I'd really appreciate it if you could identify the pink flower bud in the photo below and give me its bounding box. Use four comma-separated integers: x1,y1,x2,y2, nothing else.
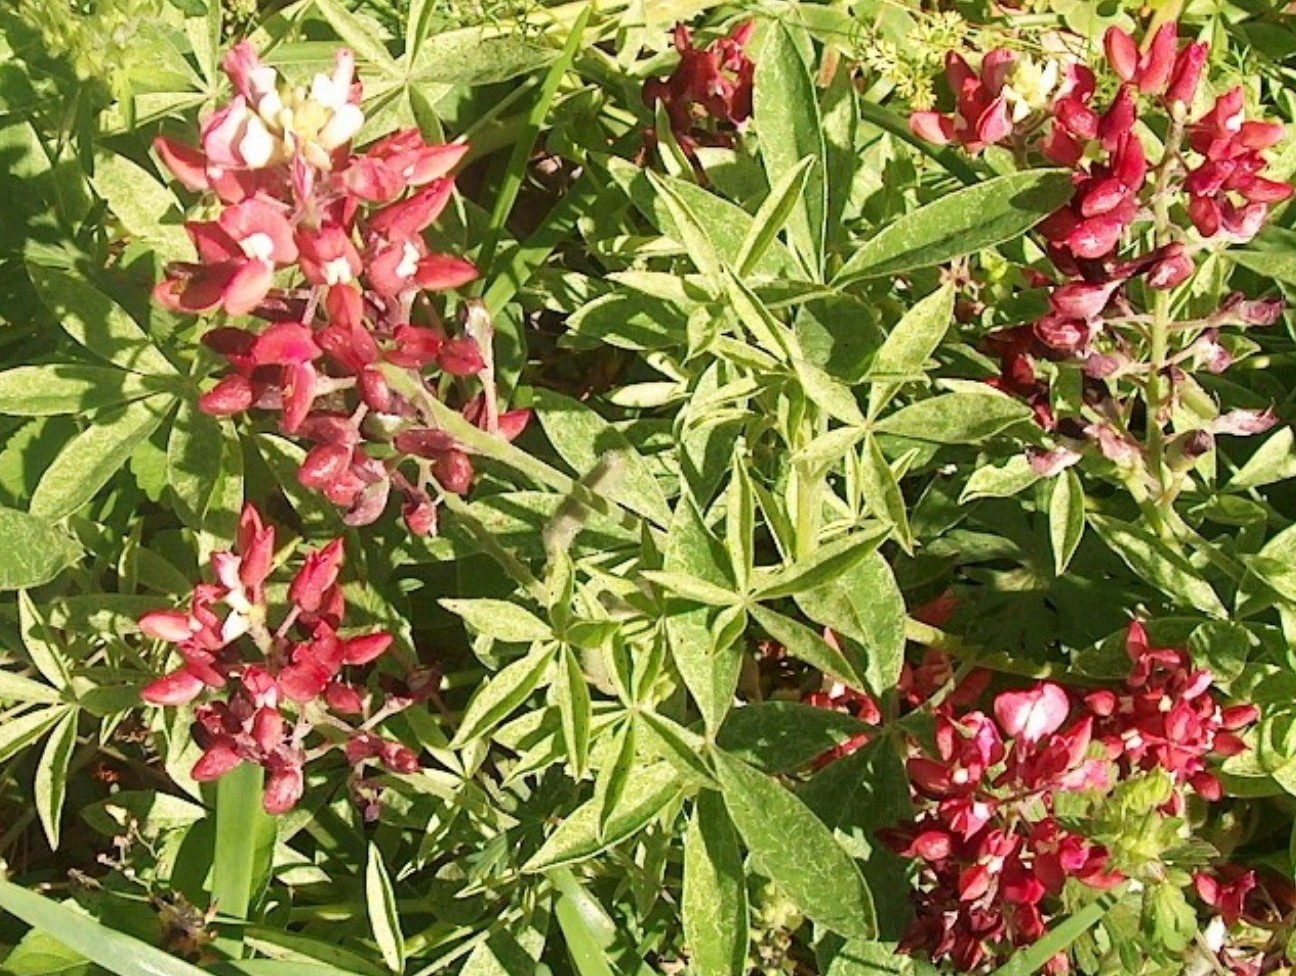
1137,23,1178,94
909,111,956,145
358,367,393,413
1098,85,1137,149
139,609,198,643
141,668,207,706
1055,98,1099,141
343,631,393,665
193,739,243,780
289,538,345,614
153,136,210,192
402,498,438,536
1146,245,1194,289
1026,447,1081,477
1213,407,1277,436
280,362,318,434
1078,177,1129,218
1220,292,1284,326
252,707,285,752
394,428,457,458
497,409,532,442
1239,120,1286,150
324,680,364,714
1067,215,1124,259
1166,42,1208,107
1104,27,1139,82
437,337,486,376
299,442,353,490
379,740,421,773
253,323,322,366
1049,281,1118,319
433,450,474,495
1188,194,1221,237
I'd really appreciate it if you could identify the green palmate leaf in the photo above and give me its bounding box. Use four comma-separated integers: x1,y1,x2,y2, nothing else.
523,762,682,872
34,708,77,850
30,396,173,521
607,159,794,279
535,390,671,528
754,525,889,600
736,155,818,279
794,357,868,426
683,792,749,976
92,151,190,260
859,434,913,551
875,390,1033,444
713,750,875,940
716,702,871,773
755,23,827,279
212,762,276,922
794,551,905,696
441,598,553,642
960,454,1042,503
834,169,1074,283
749,604,865,689
0,876,210,976
566,291,691,351
29,266,177,376
365,844,405,974
0,508,81,590
409,31,552,85
637,711,713,784
595,719,637,840
0,365,170,417
1049,468,1085,576
0,706,72,764
1090,515,1226,616
19,590,72,690
556,645,592,777
1227,426,1296,490
866,284,955,415
452,645,555,746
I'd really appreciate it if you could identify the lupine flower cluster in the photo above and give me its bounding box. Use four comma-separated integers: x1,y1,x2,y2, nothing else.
909,23,1289,479
810,622,1258,974
153,42,527,536
642,20,755,162
138,503,430,814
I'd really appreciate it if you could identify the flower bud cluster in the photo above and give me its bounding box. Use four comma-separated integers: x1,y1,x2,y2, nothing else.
909,22,1289,480
138,503,427,813
642,20,755,160
809,622,1259,974
154,42,527,535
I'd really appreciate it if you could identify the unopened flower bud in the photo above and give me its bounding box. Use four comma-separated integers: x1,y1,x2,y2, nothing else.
1166,42,1208,109
1146,245,1195,290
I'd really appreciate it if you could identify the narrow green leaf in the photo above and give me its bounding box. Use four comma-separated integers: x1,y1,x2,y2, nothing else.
793,552,905,696
683,792,749,976
875,391,1032,444
452,645,554,746
312,0,400,76
212,762,276,922
960,454,1042,503
555,894,616,976
365,844,405,974
441,598,552,642
642,570,740,607
1090,515,1226,616
794,357,867,426
867,285,955,414
834,170,1074,283
523,763,682,872
556,646,592,777
595,719,636,840
167,400,227,526
754,526,888,600
0,875,211,976
29,266,177,376
713,750,876,939
726,453,756,593
0,672,62,705
717,702,871,773
736,155,817,279
990,886,1126,976
92,152,189,260
1227,426,1296,490
721,267,796,362
0,365,166,416
1049,468,1085,576
755,23,827,278
858,434,912,551
0,706,69,764
645,169,721,281
0,509,81,590
535,389,671,528
19,590,72,690
749,604,864,689
31,396,171,521
34,709,77,849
